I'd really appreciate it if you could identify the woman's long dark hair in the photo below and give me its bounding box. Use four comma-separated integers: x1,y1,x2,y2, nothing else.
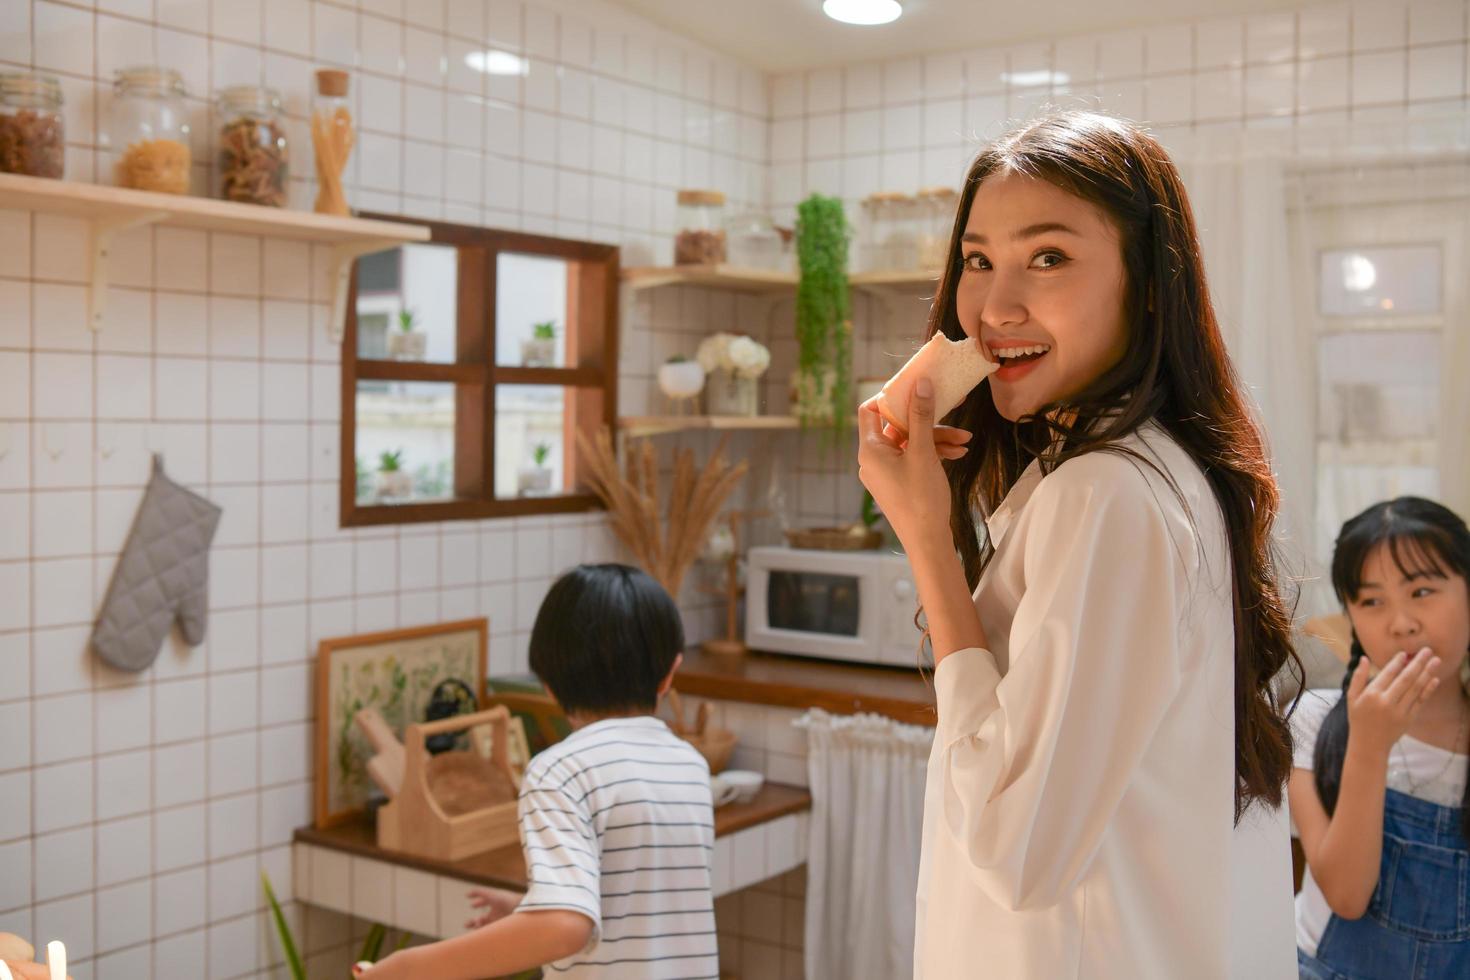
1314,497,1470,836
928,111,1300,820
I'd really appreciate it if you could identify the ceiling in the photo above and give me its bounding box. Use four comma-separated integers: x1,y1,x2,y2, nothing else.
608,0,1313,73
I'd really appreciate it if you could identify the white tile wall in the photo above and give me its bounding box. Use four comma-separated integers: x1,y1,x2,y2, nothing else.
5,0,1466,977
2,0,767,976
761,0,1470,538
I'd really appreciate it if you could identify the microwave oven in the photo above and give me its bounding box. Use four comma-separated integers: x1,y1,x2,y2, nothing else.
744,545,924,667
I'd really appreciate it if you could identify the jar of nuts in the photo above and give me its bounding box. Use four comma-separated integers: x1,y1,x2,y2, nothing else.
0,72,65,178
675,189,727,265
217,85,288,207
106,66,192,194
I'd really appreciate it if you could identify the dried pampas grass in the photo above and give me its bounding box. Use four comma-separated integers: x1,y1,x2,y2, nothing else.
575,428,748,599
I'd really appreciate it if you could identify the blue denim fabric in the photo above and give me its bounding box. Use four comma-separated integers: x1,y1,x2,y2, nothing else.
1305,788,1470,979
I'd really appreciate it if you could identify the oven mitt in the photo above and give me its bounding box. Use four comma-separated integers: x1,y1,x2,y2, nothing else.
90,455,223,672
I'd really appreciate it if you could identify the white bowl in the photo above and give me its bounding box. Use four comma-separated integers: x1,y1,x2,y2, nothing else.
719,769,763,804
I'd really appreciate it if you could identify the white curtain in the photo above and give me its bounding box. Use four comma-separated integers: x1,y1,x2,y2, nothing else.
1178,116,1470,618
796,709,931,980
1183,137,1319,603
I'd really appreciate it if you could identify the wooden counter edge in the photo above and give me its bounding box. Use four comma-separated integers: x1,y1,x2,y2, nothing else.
294,782,812,892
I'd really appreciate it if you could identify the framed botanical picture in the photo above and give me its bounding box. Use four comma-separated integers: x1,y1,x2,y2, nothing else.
314,618,488,828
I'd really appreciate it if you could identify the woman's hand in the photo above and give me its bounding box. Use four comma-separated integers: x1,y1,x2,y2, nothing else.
858,378,967,551
1346,647,1441,758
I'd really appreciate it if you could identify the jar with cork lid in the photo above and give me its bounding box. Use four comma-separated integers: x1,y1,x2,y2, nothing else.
675,189,727,265
0,72,65,178
311,69,354,215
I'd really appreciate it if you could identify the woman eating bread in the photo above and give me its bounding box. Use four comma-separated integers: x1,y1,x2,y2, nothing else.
858,111,1301,979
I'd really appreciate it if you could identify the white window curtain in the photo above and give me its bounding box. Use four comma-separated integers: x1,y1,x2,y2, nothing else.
1178,115,1470,618
796,708,932,980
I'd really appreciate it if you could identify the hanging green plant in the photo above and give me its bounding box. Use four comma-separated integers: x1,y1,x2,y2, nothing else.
794,194,852,442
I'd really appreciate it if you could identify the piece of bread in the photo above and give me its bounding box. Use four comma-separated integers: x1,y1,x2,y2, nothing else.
874,333,997,436
0,936,32,965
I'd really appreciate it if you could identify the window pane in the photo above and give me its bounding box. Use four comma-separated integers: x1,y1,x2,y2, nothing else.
1318,245,1441,317
1314,457,1440,567
355,380,457,505
1315,330,1439,442
496,253,569,368
495,385,567,498
356,243,460,363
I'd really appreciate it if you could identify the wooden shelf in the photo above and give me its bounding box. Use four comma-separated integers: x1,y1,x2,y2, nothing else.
0,172,430,339
677,649,936,726
618,414,803,437
849,268,942,291
621,263,797,292
0,172,427,243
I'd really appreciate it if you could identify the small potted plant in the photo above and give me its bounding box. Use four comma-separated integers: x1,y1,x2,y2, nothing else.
521,320,558,367
387,309,427,361
697,332,770,417
375,449,413,500
657,354,705,415
517,442,553,496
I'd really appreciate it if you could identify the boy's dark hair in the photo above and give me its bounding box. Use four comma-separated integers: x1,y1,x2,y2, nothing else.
529,563,685,716
1315,497,1470,837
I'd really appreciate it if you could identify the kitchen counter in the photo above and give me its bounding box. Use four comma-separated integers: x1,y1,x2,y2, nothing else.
294,781,810,891
292,783,812,938
675,648,937,726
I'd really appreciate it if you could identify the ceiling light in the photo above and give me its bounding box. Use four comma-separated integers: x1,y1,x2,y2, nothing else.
464,50,528,75
823,0,902,27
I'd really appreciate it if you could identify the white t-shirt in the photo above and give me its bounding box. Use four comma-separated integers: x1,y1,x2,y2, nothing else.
516,715,719,979
1290,687,1469,955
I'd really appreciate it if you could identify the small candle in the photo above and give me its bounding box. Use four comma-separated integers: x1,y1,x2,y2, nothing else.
46,942,65,980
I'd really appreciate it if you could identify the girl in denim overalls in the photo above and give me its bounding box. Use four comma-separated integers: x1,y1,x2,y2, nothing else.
1291,497,1470,979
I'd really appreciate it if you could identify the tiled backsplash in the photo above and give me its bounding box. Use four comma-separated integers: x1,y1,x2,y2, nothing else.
0,1,769,977
2,1,1466,978
767,1,1470,226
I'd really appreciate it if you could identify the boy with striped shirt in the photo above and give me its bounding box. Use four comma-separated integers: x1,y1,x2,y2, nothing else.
360,564,719,980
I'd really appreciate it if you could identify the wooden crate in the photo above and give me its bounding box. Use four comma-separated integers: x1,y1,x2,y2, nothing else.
377,707,521,861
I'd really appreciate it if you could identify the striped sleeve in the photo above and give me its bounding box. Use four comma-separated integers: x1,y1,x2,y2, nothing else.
517,767,602,934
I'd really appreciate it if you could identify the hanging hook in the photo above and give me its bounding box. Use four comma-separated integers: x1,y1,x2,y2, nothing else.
42,423,63,461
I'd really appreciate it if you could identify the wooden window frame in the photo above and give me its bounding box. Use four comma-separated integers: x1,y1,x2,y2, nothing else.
341,216,619,527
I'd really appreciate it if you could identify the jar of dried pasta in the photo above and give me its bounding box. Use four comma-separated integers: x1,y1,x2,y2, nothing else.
106,66,191,194
0,72,65,178
217,85,288,207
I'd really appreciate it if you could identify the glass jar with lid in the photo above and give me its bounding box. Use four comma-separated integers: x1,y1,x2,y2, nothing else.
674,189,727,265
725,210,782,270
311,69,354,215
0,72,65,178
106,66,191,194
869,192,913,271
917,186,958,270
217,85,288,206
858,193,886,273
875,192,917,271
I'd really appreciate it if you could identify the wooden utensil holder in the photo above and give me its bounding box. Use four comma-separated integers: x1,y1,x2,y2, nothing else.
377,706,520,861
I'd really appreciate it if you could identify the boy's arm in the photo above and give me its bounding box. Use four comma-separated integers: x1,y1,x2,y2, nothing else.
359,908,593,980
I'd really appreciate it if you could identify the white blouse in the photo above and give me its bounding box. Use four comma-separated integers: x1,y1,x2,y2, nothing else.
914,423,1296,979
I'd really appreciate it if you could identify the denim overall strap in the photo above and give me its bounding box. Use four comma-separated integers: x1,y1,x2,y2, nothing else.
1307,788,1470,980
